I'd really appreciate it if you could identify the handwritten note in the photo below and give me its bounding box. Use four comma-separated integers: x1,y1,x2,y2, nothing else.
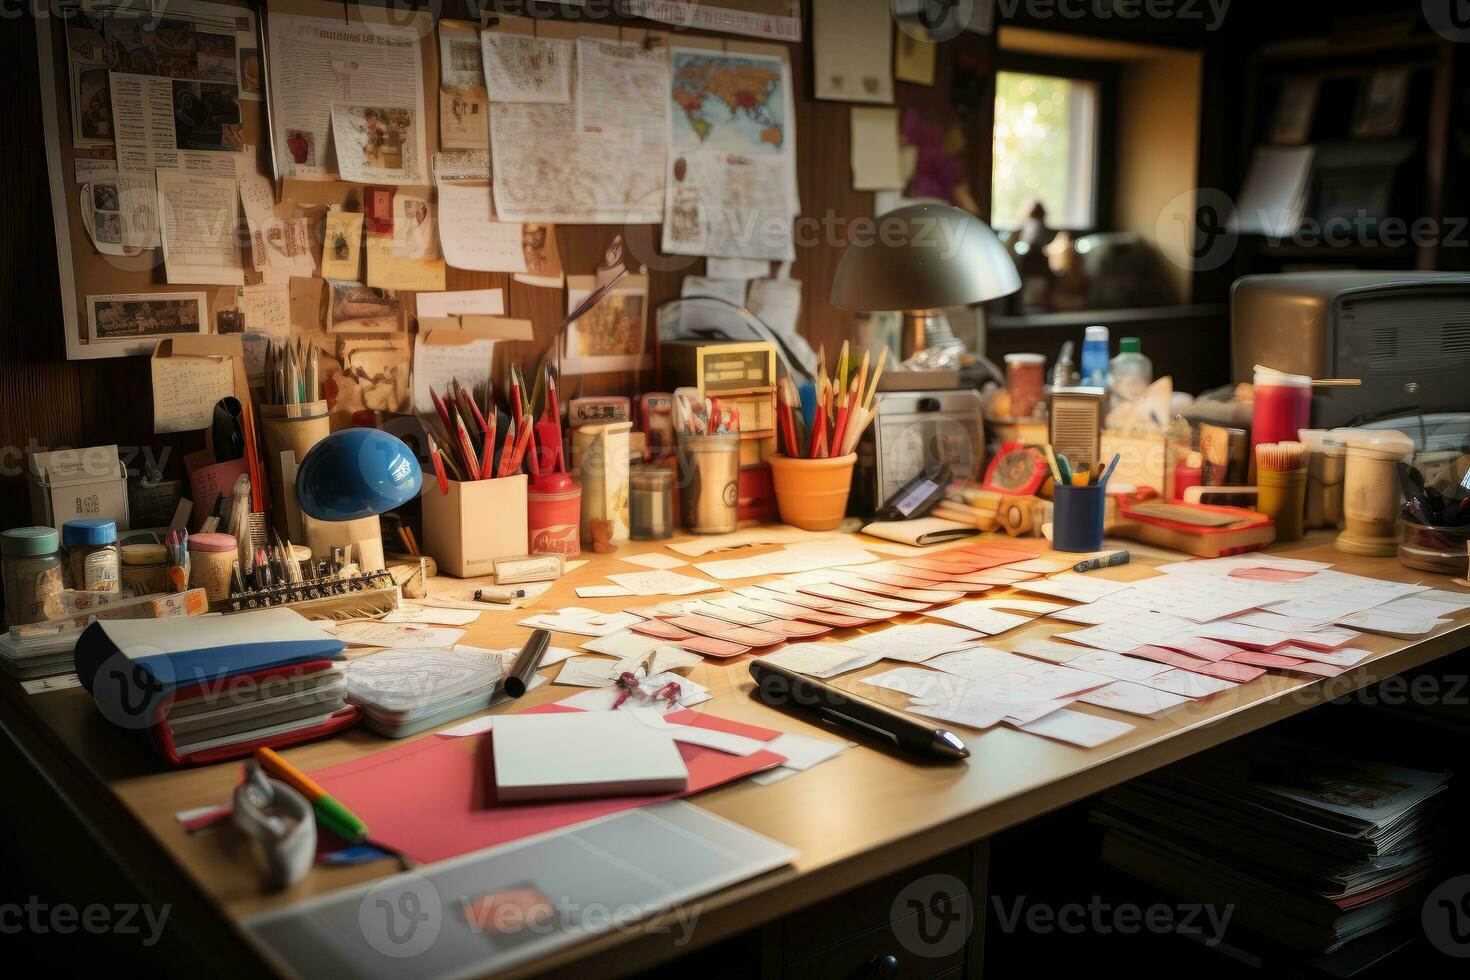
151,354,235,433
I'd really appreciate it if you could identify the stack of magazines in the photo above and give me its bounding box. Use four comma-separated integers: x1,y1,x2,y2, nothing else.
1092,733,1450,954
0,624,83,680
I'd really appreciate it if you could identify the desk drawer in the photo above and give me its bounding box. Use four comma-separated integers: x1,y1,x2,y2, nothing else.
787,906,968,979
782,847,973,961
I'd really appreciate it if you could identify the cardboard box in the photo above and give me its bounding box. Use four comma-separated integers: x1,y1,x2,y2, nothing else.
28,445,130,531
421,475,528,578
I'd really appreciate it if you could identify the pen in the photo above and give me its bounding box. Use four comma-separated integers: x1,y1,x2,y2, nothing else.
255,746,369,842
1073,550,1130,573
474,587,526,604
748,660,969,760
504,628,551,698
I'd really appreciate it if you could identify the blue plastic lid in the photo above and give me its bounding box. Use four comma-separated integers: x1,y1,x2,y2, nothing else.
2,526,60,557
62,519,118,547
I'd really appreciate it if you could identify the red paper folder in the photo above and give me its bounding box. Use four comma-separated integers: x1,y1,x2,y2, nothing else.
310,706,786,865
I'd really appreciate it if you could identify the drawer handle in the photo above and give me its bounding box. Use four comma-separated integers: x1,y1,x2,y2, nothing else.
867,953,900,979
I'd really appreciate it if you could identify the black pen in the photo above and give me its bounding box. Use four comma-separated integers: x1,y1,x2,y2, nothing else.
748,660,968,760
504,629,551,698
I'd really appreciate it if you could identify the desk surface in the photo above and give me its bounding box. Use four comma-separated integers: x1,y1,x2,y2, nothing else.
5,529,1469,977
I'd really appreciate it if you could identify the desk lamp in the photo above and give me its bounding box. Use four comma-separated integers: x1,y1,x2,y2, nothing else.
296,428,422,571
830,203,1021,364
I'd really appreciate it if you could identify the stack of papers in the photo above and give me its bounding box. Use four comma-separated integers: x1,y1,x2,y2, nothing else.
0,625,84,680
1093,733,1451,954
343,648,507,738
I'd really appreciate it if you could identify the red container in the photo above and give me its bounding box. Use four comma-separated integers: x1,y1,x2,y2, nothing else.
527,484,581,557
1251,368,1311,459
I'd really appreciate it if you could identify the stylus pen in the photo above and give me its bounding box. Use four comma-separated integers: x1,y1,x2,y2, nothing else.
748,660,969,760
504,629,551,698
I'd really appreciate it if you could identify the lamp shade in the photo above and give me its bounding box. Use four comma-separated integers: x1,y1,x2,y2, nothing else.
296,428,422,522
829,204,1021,312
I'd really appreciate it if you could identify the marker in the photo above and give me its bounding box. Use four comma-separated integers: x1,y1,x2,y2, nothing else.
1073,550,1130,573
255,746,368,842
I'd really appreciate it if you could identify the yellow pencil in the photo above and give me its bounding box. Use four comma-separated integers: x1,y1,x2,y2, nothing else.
863,347,888,412
850,349,871,415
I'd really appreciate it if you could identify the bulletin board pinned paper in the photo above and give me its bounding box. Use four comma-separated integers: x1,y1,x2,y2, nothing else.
36,0,267,361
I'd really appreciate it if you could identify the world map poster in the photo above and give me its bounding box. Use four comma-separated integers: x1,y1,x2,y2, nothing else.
663,48,799,261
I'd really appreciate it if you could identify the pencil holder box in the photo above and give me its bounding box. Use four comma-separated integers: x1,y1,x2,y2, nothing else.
421,474,528,578
1052,483,1107,553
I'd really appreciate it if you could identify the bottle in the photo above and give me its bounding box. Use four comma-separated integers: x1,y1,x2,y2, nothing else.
1109,337,1153,402
1081,325,1110,387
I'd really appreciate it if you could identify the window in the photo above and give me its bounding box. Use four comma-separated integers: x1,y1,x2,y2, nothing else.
991,70,1102,231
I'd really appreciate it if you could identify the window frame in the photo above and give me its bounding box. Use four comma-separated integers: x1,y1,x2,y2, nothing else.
991,52,1119,235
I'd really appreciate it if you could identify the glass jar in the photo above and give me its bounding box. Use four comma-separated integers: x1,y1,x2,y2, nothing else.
63,519,120,593
187,532,238,606
2,526,68,625
630,465,675,540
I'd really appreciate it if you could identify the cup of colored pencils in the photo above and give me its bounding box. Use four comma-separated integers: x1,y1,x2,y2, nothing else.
1255,440,1308,542
766,343,886,531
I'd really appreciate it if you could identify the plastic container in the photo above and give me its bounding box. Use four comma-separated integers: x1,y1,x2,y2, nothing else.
1052,483,1107,552
119,542,170,596
1251,367,1312,472
2,526,67,626
1108,337,1152,403
526,482,583,557
1081,325,1110,387
1336,428,1414,556
767,454,858,532
62,519,119,593
1399,521,1470,574
1004,353,1047,418
629,466,675,540
187,531,238,605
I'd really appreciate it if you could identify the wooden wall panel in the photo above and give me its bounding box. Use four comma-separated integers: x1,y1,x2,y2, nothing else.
0,2,994,526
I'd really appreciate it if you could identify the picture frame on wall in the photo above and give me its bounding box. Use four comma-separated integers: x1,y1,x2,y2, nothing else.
1351,67,1412,139
1268,77,1319,146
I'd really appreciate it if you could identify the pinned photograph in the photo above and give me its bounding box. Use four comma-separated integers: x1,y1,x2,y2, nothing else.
394,196,439,260
331,104,423,184
87,292,206,343
104,17,197,78
328,280,403,333
322,211,364,281
195,31,238,84
172,80,243,151
561,274,651,375
73,66,112,144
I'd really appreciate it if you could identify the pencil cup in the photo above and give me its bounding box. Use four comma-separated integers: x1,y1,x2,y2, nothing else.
677,432,740,534
421,474,528,577
1051,483,1106,552
1257,467,1307,543
767,454,857,531
261,401,330,540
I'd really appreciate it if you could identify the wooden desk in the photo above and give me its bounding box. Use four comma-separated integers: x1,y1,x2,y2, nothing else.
4,529,1468,977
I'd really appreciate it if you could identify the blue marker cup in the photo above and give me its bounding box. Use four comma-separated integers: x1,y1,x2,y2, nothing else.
1052,483,1107,553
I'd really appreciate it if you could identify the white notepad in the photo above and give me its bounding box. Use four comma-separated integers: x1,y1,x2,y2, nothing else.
492,709,690,802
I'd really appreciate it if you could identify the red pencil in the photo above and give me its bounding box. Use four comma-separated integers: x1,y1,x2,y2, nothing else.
478,414,497,481
809,403,827,458
455,415,480,479
429,386,454,440
426,432,450,493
